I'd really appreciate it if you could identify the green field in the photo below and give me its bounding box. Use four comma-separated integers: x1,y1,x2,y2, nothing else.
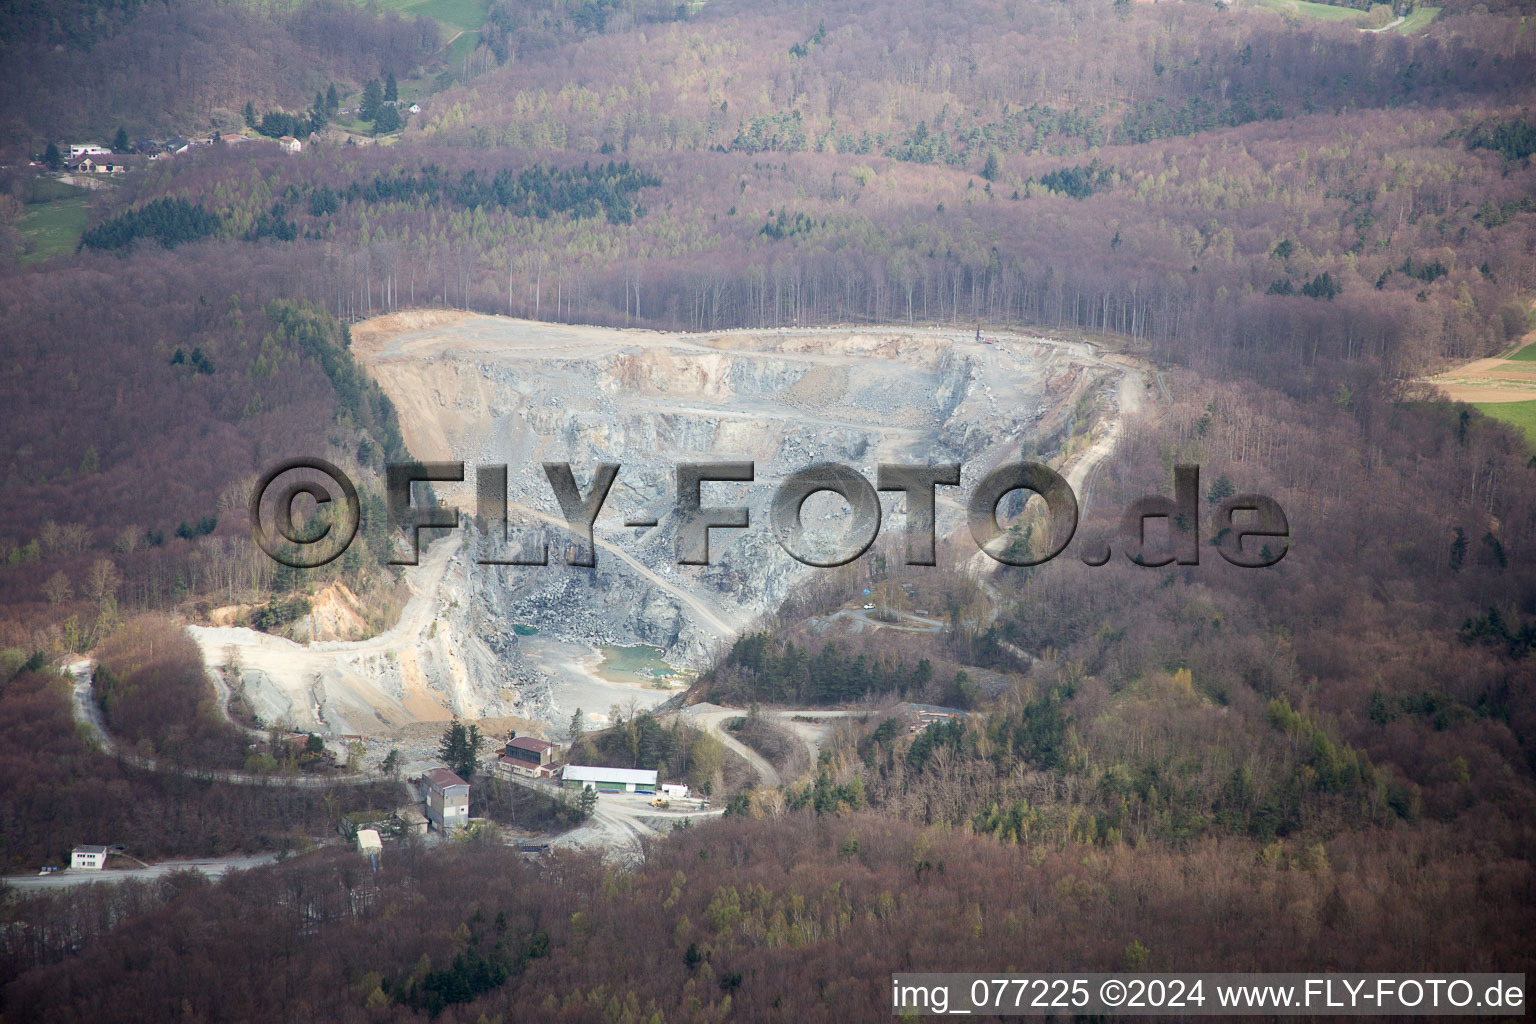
1244,0,1440,31
1475,401,1536,446
246,0,488,57
1247,0,1367,23
1506,339,1536,362
338,0,490,102
376,0,488,40
1393,5,1440,32
447,28,481,63
16,185,91,264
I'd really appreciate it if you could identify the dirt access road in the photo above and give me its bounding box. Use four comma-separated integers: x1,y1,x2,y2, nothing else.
494,769,720,864
67,659,382,788
1425,333,1536,404
528,701,876,860
4,854,281,893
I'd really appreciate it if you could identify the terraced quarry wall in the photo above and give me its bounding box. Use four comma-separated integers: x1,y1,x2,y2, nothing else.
196,315,1126,738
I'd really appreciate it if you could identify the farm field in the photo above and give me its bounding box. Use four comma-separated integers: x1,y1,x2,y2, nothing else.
15,186,90,264
1426,320,1536,446
1243,0,1439,32
1507,339,1536,362
376,0,488,56
1427,332,1536,404
1246,0,1368,23
1475,400,1536,447
1394,6,1441,32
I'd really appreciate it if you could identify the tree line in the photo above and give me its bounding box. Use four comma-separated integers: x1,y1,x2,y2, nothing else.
2,812,1528,1021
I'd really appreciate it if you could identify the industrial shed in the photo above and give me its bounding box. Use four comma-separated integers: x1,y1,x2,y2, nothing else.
561,765,658,793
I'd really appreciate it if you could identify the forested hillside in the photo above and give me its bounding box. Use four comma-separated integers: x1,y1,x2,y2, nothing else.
0,249,406,657
696,369,1536,855
29,0,1530,386
0,657,405,870
2,816,1530,1022
0,0,439,141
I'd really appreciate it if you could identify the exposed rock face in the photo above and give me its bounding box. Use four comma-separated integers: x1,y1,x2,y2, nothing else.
332,316,1117,728
188,535,540,737
289,582,369,643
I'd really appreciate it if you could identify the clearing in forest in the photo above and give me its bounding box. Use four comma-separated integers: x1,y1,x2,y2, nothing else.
1427,316,1536,444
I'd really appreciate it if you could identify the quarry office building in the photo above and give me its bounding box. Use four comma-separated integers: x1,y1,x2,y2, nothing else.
496,734,558,779
562,765,658,793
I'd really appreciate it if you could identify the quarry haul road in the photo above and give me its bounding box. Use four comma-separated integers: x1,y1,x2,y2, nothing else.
66,660,380,788
494,768,721,864
672,703,879,789
186,534,477,734
676,704,783,787
523,702,874,862
502,498,740,640
191,531,458,666
961,346,1143,584
820,608,945,634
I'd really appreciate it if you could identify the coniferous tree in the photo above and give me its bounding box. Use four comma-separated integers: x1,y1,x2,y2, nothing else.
373,104,402,134
438,719,483,780
980,150,1001,182
361,78,383,122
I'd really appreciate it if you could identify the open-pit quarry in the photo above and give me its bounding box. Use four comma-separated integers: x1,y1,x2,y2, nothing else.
191,313,1136,744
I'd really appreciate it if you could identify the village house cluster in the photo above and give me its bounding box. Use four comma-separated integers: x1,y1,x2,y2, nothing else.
54,130,304,176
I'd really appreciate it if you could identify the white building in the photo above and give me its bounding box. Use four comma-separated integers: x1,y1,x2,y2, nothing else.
278,135,302,154
70,845,109,870
661,783,690,799
69,144,110,158
356,829,382,855
562,765,658,793
424,767,470,831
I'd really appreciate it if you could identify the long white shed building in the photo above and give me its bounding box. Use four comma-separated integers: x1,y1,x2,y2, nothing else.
561,765,658,793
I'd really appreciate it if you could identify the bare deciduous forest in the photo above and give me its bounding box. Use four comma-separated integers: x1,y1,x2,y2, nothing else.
2,817,1531,1022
